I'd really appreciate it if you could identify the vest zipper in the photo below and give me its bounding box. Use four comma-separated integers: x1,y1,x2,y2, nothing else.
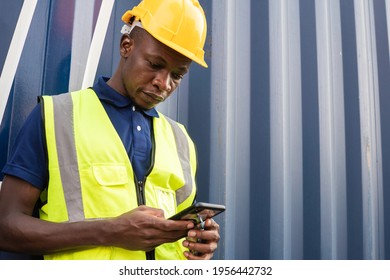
136,180,146,205
134,121,156,260
134,119,155,205
135,180,154,260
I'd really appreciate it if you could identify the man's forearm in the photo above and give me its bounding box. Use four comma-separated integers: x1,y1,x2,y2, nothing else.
0,212,110,255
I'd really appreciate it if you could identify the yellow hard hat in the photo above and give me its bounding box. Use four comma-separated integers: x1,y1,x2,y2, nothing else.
122,0,208,68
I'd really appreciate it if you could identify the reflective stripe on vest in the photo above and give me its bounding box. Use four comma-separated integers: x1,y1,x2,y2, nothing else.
164,117,193,206
51,93,84,222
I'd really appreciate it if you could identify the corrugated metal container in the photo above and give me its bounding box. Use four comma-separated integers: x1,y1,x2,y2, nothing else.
1,0,389,260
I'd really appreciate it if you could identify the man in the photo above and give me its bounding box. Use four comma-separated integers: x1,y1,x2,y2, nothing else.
0,0,220,260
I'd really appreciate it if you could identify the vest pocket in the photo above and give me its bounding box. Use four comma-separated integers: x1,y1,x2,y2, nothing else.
81,163,136,218
92,164,128,186
153,186,177,218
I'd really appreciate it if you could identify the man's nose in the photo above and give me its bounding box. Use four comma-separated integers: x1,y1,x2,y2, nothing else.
152,70,172,92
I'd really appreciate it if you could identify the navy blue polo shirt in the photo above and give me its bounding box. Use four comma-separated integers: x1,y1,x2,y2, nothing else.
2,77,158,190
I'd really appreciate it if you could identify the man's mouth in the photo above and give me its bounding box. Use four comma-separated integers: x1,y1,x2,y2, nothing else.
143,91,165,102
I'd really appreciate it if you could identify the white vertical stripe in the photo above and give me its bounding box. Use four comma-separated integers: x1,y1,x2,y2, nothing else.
354,0,385,260
209,0,228,260
270,0,303,260
226,0,251,260
69,0,95,91
81,0,115,88
210,0,251,260
0,0,38,122
386,0,390,64
315,0,347,260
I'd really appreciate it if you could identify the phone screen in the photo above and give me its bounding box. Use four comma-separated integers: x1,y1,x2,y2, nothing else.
169,202,225,223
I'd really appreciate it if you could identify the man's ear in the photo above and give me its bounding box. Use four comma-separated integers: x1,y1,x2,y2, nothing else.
120,34,133,58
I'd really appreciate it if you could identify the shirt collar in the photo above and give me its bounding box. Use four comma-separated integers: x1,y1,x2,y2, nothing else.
92,76,159,118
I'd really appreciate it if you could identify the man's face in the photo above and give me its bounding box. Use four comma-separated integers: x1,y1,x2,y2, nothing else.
118,29,192,110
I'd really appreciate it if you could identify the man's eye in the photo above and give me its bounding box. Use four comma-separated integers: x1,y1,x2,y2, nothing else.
148,60,161,69
172,73,183,80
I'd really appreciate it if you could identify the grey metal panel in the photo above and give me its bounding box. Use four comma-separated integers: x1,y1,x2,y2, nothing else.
68,0,95,92
269,0,303,260
249,0,271,260
0,0,25,175
375,0,390,260
217,0,388,260
315,0,347,259
209,0,251,260
340,0,364,259
354,0,385,260
300,0,321,260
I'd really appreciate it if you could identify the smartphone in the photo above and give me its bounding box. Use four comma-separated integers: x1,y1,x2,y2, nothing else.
169,202,225,224
170,202,225,256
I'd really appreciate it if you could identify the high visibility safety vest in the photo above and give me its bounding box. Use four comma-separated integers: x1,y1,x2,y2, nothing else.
39,88,197,260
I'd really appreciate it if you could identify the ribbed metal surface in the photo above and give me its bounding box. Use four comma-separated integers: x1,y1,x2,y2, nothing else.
315,0,347,260
355,0,385,260
1,0,390,260
206,0,390,260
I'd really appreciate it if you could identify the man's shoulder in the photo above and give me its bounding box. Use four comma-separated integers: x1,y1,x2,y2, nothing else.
155,112,190,134
42,88,98,104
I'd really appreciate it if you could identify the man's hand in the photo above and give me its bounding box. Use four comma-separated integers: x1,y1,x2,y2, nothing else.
182,218,220,260
107,205,195,252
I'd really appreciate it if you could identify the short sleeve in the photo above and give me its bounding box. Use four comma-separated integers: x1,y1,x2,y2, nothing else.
2,104,48,190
